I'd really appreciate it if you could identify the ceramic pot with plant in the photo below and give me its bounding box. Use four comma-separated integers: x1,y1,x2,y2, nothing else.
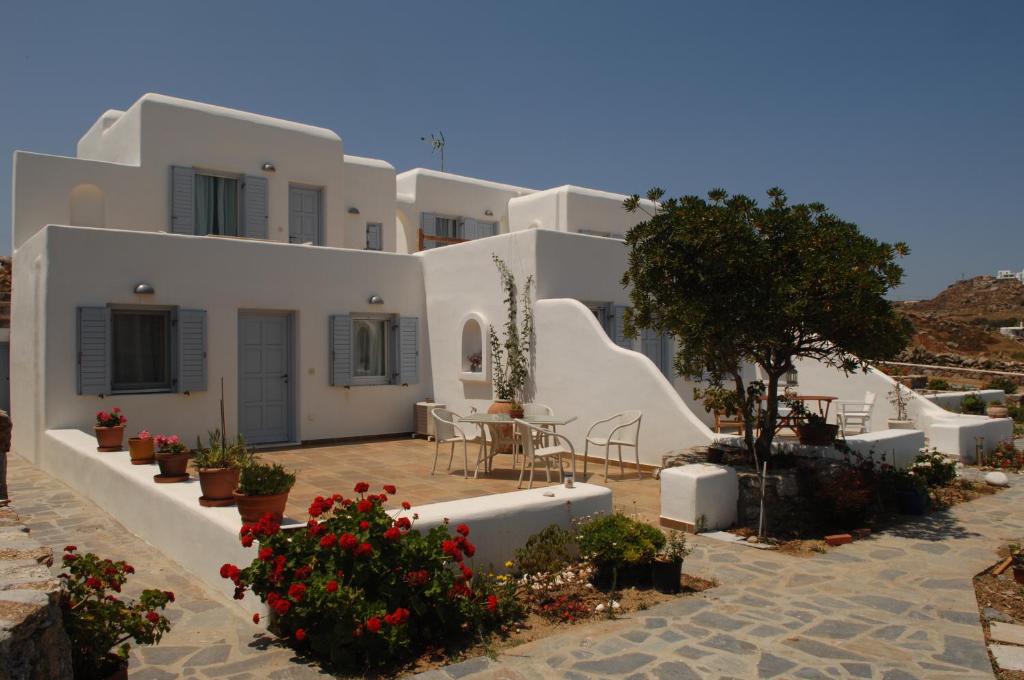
127,430,155,465
652,531,691,594
788,401,839,446
986,401,1010,419
193,430,252,507
60,546,173,680
153,435,190,483
488,255,533,422
94,408,127,452
887,384,916,429
233,460,296,523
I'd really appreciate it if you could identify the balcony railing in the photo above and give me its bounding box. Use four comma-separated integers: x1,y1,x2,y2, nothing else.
418,230,466,251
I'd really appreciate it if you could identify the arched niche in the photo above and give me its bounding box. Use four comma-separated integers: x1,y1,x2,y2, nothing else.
459,312,488,383
69,183,105,228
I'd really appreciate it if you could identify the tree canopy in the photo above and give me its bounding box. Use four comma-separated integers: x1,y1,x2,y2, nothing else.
622,187,912,462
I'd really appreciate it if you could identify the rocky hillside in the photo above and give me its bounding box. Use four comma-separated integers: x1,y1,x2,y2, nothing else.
894,276,1024,367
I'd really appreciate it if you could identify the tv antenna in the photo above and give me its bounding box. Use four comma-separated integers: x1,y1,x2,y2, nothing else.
421,131,446,172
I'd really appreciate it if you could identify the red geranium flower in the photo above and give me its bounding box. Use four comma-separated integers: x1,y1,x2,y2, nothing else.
240,534,254,547
355,542,374,558
487,594,499,612
357,499,373,513
85,576,102,589
456,523,470,537
339,533,358,550
288,583,307,601
383,484,397,494
252,612,260,624
396,517,411,530
258,547,274,562
366,616,382,633
273,599,291,615
384,527,401,541
163,591,175,602
64,545,77,552
326,580,338,593
354,481,370,494
359,520,370,530
401,501,411,510
145,611,160,624
295,628,307,641
219,564,240,580
320,533,337,548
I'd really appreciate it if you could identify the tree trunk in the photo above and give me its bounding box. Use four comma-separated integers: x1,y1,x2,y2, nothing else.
732,372,757,464
755,371,781,463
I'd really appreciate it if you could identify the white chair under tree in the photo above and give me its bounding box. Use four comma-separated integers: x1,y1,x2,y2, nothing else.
837,391,876,435
431,409,482,478
515,419,576,489
583,410,643,481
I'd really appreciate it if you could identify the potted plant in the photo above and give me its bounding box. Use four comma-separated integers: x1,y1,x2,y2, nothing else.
1010,544,1024,585
887,384,915,429
787,400,839,446
233,459,296,523
127,430,155,465
892,469,929,515
576,513,666,590
488,255,533,420
94,408,127,452
153,434,190,483
652,531,691,594
986,400,1010,419
193,430,252,507
60,546,173,680
467,352,483,373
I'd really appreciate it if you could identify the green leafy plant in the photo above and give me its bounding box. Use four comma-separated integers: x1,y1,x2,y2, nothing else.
657,531,691,562
192,430,253,470
576,513,666,570
513,524,577,575
237,460,296,496
888,384,913,422
221,484,521,670
926,378,950,391
985,377,1019,395
960,393,985,415
60,547,173,679
488,255,534,405
908,449,957,487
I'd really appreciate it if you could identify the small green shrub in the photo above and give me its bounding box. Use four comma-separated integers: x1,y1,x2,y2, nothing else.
237,460,295,496
985,377,1019,395
514,524,577,575
576,513,666,569
908,449,957,487
960,393,985,415
192,430,253,470
926,378,950,391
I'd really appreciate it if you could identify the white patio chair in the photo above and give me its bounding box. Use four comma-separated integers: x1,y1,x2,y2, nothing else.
431,409,483,478
837,391,876,435
583,410,643,481
522,402,555,445
515,419,576,489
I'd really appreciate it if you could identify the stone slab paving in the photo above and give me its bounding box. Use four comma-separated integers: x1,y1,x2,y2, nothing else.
7,450,1024,679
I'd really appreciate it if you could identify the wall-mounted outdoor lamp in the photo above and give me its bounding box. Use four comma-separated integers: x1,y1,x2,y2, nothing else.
261,162,276,172
484,209,494,216
368,295,384,305
348,207,361,215
133,283,155,295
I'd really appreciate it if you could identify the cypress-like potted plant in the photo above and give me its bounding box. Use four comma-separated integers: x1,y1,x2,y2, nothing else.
233,460,296,523
652,531,691,594
153,435,190,483
193,430,252,507
94,408,127,452
127,430,155,465
488,255,533,420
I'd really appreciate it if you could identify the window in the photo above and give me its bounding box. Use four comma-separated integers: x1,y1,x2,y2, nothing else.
352,317,390,384
195,173,239,236
111,309,173,392
366,222,383,251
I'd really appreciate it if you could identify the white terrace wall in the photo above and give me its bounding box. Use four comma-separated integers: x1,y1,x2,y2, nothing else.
508,185,656,238
420,229,714,466
14,94,395,253
11,225,430,464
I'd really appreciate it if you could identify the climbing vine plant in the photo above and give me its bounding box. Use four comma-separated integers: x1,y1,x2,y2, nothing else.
489,255,534,404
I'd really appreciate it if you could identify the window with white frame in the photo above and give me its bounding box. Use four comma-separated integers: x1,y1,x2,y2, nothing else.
194,173,240,236
111,309,173,392
366,222,383,251
352,316,390,384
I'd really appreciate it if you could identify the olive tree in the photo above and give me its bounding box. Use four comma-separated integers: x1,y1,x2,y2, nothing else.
622,187,912,466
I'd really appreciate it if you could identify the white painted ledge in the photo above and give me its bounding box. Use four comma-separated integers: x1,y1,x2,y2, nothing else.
458,371,488,383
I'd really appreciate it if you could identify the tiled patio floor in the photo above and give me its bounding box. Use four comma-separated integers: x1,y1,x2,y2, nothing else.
255,436,663,524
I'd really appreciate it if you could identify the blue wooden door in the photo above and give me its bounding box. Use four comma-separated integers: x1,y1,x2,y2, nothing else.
288,187,321,244
239,313,291,444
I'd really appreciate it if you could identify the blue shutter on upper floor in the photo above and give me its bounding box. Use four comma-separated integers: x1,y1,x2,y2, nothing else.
396,317,419,385
366,223,382,250
640,329,673,378
77,307,110,395
242,175,268,239
611,305,632,349
170,166,195,234
176,309,207,393
329,315,352,386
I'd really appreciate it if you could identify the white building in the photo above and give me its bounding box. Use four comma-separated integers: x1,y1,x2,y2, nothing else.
9,93,1010,470
996,269,1024,283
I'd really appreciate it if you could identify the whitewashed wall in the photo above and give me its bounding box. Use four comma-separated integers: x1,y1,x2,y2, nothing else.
342,156,397,251
11,226,430,463
508,185,656,237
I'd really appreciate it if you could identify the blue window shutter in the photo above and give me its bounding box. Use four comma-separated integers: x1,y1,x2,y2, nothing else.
485,220,499,236
463,218,478,240
366,223,382,251
77,307,110,395
242,175,268,239
397,317,419,385
329,314,352,386
640,328,659,366
177,309,207,392
170,166,195,234
611,305,632,349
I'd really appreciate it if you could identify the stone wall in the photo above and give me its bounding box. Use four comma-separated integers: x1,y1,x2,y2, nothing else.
0,504,72,680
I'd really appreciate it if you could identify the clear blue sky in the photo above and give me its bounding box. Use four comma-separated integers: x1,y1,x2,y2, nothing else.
2,1,1021,298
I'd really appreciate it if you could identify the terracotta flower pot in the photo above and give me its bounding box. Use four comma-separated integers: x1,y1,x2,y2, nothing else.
197,467,241,507
128,437,155,464
987,405,1010,419
154,451,191,482
796,423,839,446
487,400,520,453
234,490,290,524
95,425,125,452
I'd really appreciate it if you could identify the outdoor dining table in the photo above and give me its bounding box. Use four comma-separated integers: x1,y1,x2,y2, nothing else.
759,394,837,435
457,412,578,479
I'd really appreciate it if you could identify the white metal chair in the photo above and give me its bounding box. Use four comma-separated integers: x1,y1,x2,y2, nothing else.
515,419,576,489
431,409,482,478
522,403,555,445
583,410,643,481
837,392,876,435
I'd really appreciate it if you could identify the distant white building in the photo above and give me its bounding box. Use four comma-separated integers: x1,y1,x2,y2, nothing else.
1000,321,1024,338
997,269,1024,282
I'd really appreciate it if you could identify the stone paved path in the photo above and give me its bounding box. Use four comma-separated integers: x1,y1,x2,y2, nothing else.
8,451,1022,679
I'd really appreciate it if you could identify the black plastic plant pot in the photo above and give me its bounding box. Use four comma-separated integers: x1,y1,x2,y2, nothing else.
652,559,683,594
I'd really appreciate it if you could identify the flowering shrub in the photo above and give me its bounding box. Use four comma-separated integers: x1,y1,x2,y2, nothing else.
221,484,520,669
60,547,173,679
990,440,1024,471
520,564,595,623
909,449,958,487
95,407,126,428
154,434,187,454
576,513,666,570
